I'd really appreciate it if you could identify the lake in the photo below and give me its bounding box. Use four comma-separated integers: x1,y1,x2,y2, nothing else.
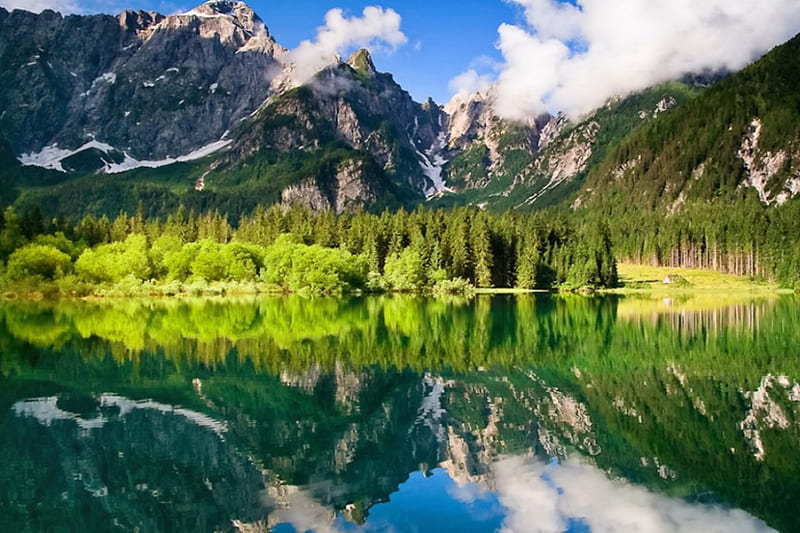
1,294,798,532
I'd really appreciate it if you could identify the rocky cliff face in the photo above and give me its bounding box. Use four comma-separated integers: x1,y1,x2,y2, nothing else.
226,49,447,199
445,89,543,164
0,1,285,170
442,88,551,191
279,157,386,214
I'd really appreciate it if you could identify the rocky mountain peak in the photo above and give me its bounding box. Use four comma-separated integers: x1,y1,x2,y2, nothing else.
0,1,287,167
188,1,263,31
421,97,438,111
444,87,498,150
346,49,377,77
156,0,273,47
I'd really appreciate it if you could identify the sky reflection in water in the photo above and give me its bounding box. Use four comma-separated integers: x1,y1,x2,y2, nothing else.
271,456,774,533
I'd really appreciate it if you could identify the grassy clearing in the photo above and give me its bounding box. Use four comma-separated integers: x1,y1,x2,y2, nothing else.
612,263,786,293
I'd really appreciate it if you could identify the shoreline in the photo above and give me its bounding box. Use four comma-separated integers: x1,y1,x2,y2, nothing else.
1,285,793,302
0,262,795,301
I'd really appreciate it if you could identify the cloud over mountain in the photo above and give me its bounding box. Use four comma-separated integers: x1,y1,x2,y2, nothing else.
288,6,407,85
468,0,800,119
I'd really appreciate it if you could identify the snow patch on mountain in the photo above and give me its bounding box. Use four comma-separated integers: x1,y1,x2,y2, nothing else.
105,139,232,173
418,130,452,198
19,138,231,174
19,140,116,172
98,72,116,85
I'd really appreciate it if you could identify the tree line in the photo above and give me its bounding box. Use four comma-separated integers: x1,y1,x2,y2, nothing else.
593,196,800,287
0,204,618,295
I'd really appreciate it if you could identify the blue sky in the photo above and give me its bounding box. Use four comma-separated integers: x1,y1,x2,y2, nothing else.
262,0,523,104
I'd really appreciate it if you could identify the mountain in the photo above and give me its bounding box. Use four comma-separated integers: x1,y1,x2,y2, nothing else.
442,87,550,193
0,1,458,215
436,82,699,211
209,48,449,213
0,1,798,218
0,1,285,170
573,33,800,213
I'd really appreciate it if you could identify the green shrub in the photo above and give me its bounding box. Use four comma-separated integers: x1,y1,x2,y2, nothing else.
384,248,427,291
6,244,73,282
75,234,153,283
431,277,474,294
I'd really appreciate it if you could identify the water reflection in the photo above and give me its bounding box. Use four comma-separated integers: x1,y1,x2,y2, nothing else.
492,457,774,533
0,294,798,532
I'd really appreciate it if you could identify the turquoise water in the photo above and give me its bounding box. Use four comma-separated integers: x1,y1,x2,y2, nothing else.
0,294,796,532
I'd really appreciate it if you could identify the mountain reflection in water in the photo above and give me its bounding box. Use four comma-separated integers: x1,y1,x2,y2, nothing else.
0,294,797,532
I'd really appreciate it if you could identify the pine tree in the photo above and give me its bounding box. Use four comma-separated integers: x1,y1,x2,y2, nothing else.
471,213,493,287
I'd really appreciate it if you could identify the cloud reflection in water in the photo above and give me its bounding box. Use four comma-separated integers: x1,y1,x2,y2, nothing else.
492,456,775,533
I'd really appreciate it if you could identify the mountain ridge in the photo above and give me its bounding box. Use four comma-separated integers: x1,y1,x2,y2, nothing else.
0,1,799,217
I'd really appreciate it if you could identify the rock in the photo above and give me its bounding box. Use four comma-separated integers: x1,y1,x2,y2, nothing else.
280,157,384,214
443,86,548,191
346,49,377,77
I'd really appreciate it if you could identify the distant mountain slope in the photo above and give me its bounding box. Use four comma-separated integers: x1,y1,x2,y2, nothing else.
576,33,800,212
432,81,700,211
13,49,448,216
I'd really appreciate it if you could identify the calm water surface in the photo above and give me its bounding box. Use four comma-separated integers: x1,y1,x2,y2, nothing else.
1,294,798,532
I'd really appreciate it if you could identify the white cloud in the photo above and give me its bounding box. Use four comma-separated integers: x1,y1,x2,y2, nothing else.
449,69,493,97
470,0,800,119
448,55,503,98
0,0,80,13
288,6,407,85
493,456,776,533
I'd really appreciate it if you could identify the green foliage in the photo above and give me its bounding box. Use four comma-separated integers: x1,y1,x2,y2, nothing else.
599,198,800,287
446,144,489,189
431,277,473,294
0,205,624,295
10,193,797,295
582,35,800,211
262,236,369,294
0,206,25,260
190,240,229,282
75,234,153,283
5,244,72,282
32,232,82,260
162,242,201,282
383,248,427,291
223,242,263,282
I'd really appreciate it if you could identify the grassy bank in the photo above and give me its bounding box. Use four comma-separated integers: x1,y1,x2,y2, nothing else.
610,263,788,293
